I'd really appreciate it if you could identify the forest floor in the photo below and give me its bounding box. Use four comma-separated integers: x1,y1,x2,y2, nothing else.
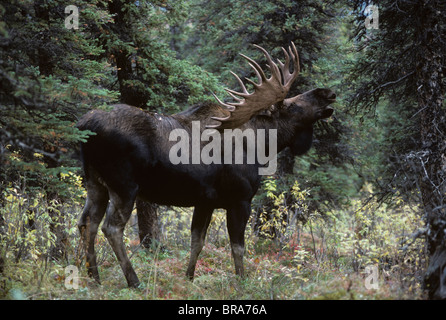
0,205,426,300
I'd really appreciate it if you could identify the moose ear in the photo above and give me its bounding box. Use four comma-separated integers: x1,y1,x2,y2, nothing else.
258,103,279,116
290,127,313,155
275,101,284,109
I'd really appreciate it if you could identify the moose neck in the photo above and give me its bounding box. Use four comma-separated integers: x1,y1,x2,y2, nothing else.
249,112,314,156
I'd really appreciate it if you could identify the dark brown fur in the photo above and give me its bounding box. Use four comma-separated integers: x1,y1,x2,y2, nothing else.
77,87,335,287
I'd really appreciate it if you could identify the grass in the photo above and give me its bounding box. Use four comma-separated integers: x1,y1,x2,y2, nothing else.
0,190,427,300
0,202,423,300
0,242,423,300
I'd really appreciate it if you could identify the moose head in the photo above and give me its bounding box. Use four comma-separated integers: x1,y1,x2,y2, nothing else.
209,42,335,130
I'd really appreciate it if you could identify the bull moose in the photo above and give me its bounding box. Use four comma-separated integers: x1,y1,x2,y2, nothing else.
77,43,336,287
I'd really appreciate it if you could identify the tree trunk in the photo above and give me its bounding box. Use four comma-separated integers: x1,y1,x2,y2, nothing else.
107,0,161,246
34,2,54,76
108,0,150,108
415,2,446,300
0,212,4,274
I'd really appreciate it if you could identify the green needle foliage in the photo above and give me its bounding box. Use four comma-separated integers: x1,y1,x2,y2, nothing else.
0,0,443,300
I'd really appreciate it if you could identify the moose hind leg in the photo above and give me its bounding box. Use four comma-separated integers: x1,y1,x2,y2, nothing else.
226,201,251,278
78,178,108,284
101,189,139,288
186,206,213,280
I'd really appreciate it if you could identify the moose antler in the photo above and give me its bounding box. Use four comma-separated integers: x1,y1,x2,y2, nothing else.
209,42,300,129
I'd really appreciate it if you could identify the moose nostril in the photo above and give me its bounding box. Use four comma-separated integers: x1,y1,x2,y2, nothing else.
328,92,336,100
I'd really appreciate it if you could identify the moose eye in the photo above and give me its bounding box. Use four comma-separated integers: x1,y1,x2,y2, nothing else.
289,104,304,114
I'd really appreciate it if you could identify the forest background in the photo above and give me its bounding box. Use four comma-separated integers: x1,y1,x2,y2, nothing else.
0,0,445,300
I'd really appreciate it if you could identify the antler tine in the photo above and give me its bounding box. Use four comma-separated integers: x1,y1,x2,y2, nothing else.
291,42,300,74
225,88,249,99
288,42,300,80
230,71,249,95
252,44,281,81
248,63,263,85
227,90,243,102
277,47,290,79
276,42,300,88
239,53,267,82
209,42,300,130
211,93,236,111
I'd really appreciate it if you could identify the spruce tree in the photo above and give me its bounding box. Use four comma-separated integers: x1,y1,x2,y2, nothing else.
348,0,446,299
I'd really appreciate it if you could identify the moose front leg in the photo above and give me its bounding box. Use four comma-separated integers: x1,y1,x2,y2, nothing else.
226,201,251,277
